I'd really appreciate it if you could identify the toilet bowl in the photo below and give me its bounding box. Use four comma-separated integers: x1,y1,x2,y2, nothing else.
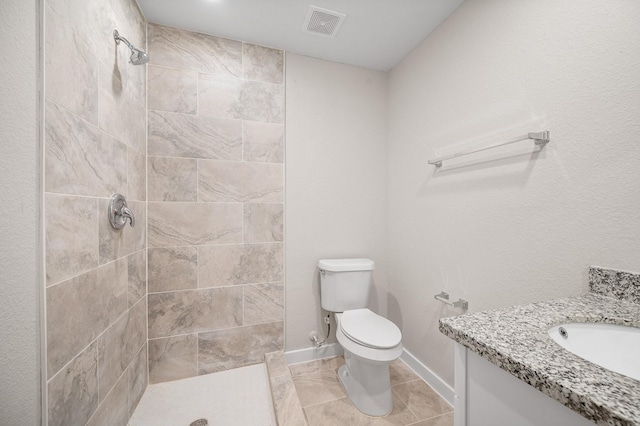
335,310,402,416
318,258,403,416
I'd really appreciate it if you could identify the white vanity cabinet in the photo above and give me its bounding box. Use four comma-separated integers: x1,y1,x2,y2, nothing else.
453,343,595,426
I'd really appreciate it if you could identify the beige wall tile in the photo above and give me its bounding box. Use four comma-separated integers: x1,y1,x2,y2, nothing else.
199,74,284,123
198,74,242,120
241,80,285,123
243,121,284,163
45,100,127,197
148,24,242,76
148,156,197,201
86,372,128,426
198,160,283,202
128,343,148,417
148,202,242,247
45,194,98,286
244,203,283,242
243,43,284,84
198,321,283,374
198,243,284,287
46,258,128,377
128,147,146,201
97,297,146,401
148,287,242,338
148,65,197,114
47,342,99,426
98,66,146,153
148,335,197,384
99,199,146,264
243,282,284,325
45,6,98,125
148,111,242,160
148,246,197,293
127,249,146,307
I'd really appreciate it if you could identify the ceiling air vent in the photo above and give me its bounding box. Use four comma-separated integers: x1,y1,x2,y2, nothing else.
303,6,346,39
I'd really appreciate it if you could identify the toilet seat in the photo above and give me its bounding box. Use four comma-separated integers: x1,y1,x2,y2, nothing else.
340,309,402,349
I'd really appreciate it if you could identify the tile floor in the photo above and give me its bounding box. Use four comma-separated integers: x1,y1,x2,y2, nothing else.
129,363,276,425
289,356,453,426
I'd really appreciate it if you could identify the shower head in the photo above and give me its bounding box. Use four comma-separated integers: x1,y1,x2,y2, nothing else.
113,30,149,65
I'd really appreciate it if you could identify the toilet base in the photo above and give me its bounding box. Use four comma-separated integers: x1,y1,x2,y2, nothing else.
337,351,393,417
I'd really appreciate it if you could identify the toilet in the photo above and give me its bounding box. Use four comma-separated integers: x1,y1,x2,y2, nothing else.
318,258,402,417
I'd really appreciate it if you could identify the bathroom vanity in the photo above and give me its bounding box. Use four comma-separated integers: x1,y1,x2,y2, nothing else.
440,267,640,426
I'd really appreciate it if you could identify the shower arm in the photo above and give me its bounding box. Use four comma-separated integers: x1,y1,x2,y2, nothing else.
113,30,134,51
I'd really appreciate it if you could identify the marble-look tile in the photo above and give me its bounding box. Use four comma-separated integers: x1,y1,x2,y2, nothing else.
99,198,146,264
148,287,242,338
97,297,146,401
410,413,454,426
292,369,347,407
147,202,242,247
243,121,284,163
303,395,418,426
98,66,146,153
199,74,284,123
198,243,283,287
198,74,242,120
45,194,98,286
45,100,127,197
241,80,285,123
127,249,146,308
270,374,308,426
390,359,420,386
148,246,197,293
148,24,242,76
47,342,99,426
128,343,148,417
46,0,145,103
244,282,284,325
244,203,283,243
289,356,345,377
264,351,289,379
47,258,128,377
148,65,197,114
198,321,283,374
128,147,146,201
392,380,452,421
243,43,284,84
86,372,128,426
147,157,197,201
45,6,98,125
148,334,197,384
198,160,283,202
148,111,242,160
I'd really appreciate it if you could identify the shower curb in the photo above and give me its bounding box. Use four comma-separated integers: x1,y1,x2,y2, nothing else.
264,351,308,426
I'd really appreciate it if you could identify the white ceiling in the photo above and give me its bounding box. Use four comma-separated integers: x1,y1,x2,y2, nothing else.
136,0,465,72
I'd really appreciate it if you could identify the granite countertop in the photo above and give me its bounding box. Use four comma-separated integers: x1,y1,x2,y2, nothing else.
439,267,640,426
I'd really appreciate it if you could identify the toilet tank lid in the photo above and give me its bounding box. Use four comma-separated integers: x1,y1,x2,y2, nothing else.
318,258,375,272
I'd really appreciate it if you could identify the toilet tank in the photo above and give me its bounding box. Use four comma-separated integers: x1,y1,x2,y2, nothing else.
318,258,375,312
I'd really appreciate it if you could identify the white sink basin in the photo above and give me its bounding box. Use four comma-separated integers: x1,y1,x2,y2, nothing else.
548,322,640,381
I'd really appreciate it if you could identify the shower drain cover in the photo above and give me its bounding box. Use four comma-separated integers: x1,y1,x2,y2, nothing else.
190,419,208,426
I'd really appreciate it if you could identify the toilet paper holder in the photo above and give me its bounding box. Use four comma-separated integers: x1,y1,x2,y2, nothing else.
434,292,468,309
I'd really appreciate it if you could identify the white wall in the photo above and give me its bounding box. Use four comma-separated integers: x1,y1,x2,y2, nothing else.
387,0,640,385
285,54,388,350
0,0,42,424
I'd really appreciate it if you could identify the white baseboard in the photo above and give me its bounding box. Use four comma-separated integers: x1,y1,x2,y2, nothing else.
400,348,454,406
284,343,344,365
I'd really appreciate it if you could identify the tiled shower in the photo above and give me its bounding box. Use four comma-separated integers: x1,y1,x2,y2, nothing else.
43,0,284,423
